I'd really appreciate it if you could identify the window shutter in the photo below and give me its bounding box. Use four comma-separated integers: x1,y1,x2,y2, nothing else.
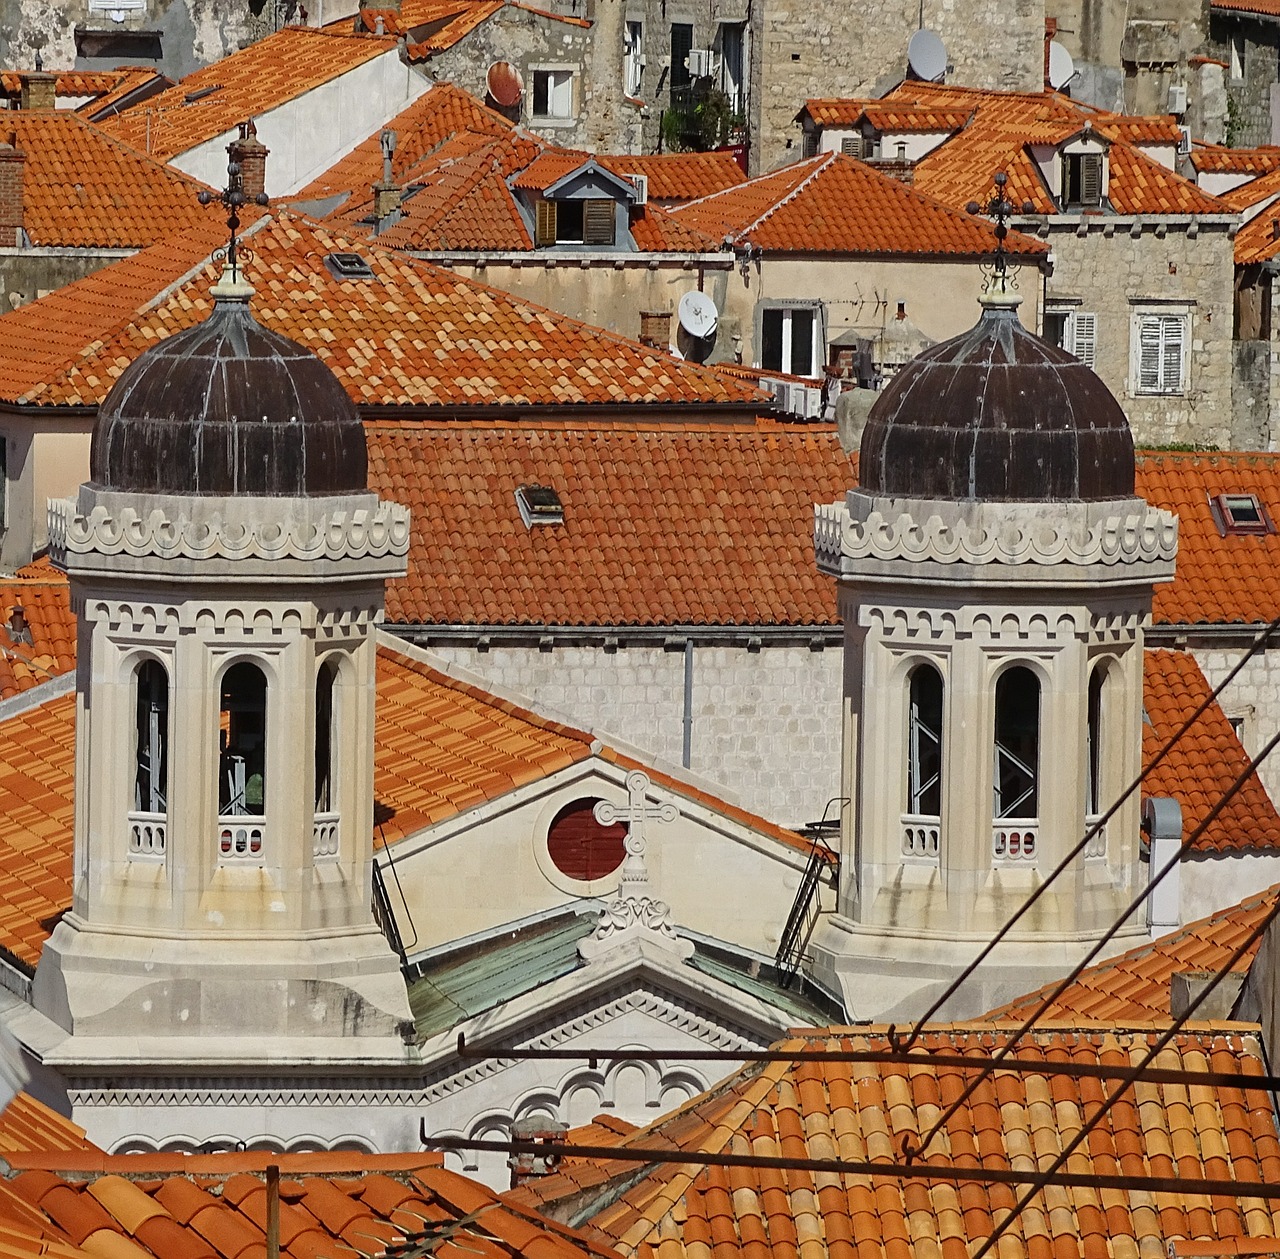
1071,312,1096,369
1160,315,1185,392
535,199,557,246
1138,316,1163,392
1080,153,1103,206
584,199,616,245
841,135,862,158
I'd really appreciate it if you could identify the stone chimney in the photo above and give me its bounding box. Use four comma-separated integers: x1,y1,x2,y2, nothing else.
371,181,402,225
19,73,56,111
228,120,269,202
507,1117,568,1189
1170,969,1246,1020
0,132,24,248
639,309,671,348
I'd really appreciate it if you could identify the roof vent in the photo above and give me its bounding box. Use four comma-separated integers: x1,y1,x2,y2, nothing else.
323,251,375,281
515,483,564,528
1210,492,1275,536
184,83,223,104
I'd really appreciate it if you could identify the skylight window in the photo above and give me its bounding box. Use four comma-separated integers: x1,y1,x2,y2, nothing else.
515,483,564,528
324,252,375,281
1211,492,1275,536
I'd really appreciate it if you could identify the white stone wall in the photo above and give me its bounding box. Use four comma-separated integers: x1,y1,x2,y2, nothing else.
1192,643,1280,803
427,642,843,828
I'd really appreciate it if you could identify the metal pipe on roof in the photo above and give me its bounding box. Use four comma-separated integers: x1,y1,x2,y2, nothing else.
265,1163,280,1259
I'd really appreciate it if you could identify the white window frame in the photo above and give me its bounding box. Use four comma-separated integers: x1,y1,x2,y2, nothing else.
1231,32,1246,83
1130,308,1190,396
718,21,745,114
756,302,824,378
624,22,644,98
531,67,575,121
1045,304,1096,369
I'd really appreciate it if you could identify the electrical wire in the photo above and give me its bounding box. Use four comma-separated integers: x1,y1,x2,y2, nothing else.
900,610,1280,1052
905,718,1280,1162
970,881,1280,1259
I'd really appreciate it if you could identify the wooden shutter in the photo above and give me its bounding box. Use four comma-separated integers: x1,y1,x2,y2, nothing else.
584,199,616,245
1138,315,1164,392
1071,312,1096,369
1160,314,1185,392
841,135,862,158
535,199,557,246
1080,152,1103,206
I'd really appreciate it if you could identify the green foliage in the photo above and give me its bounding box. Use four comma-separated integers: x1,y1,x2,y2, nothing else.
1226,93,1243,148
1143,441,1220,452
662,78,743,152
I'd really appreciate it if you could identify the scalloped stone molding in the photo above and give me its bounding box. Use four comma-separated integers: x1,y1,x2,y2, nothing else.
814,500,1178,571
50,497,410,565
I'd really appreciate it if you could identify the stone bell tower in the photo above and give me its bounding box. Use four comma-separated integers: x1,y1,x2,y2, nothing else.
809,280,1178,1021
32,251,415,1097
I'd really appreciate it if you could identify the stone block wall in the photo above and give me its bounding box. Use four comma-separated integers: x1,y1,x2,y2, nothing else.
425,640,844,828
1035,217,1237,449
1206,12,1280,148
1192,642,1280,804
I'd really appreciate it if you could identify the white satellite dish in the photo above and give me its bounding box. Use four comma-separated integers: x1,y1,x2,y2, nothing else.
1047,41,1075,91
678,290,719,340
907,29,947,83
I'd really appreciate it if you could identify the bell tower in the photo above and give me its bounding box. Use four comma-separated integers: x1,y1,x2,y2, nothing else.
810,272,1178,1020
32,246,414,1069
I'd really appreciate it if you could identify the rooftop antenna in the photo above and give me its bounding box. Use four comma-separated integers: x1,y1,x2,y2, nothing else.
380,129,397,186
907,28,947,83
1047,40,1076,91
198,120,270,292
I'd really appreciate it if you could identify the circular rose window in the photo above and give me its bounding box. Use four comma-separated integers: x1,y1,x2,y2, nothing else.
546,798,627,882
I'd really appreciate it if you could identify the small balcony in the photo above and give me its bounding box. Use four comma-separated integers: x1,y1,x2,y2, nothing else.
218,817,265,861
127,811,166,859
993,822,1038,863
1084,816,1106,859
901,814,941,861
313,812,340,860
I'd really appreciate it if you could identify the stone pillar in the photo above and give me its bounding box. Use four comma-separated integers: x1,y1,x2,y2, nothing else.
0,132,23,248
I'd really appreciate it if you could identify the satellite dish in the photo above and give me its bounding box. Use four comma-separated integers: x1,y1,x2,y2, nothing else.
907,29,947,83
486,61,524,108
678,290,718,340
1047,41,1075,91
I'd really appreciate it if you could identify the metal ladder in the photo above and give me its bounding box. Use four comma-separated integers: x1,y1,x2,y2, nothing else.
775,820,840,987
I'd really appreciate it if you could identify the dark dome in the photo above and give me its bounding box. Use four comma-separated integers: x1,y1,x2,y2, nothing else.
91,295,366,497
859,300,1134,502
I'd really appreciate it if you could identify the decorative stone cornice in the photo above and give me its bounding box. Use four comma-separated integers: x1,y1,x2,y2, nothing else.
815,499,1178,575
49,497,410,566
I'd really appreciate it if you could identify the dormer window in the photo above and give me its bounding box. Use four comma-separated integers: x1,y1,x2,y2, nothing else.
1211,493,1276,536
516,483,564,527
1062,151,1104,208
535,198,616,246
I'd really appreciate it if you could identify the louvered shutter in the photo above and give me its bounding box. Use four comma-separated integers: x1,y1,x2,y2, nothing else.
1138,316,1163,392
584,199,616,245
1160,315,1185,392
1080,153,1103,206
535,199,557,246
1071,312,1096,369
841,135,862,158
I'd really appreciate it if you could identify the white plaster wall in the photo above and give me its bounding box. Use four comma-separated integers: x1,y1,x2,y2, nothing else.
1192,644,1280,804
1180,851,1280,924
428,643,844,828
171,50,431,197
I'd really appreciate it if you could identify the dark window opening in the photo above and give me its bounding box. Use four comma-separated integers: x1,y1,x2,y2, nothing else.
315,662,335,812
219,662,267,817
670,23,694,93
907,664,943,817
1043,310,1069,349
994,667,1040,820
760,306,817,376
134,660,168,814
556,199,584,242
1062,151,1103,208
547,799,628,881
1086,666,1104,816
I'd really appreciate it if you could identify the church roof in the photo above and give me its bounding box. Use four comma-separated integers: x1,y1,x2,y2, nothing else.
505,1023,1280,1257
983,884,1280,1024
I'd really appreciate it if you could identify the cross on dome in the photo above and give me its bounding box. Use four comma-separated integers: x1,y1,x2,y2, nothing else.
198,119,270,294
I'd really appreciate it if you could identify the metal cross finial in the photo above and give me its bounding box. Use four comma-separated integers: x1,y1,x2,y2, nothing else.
966,170,1036,282
594,770,677,899
198,121,269,286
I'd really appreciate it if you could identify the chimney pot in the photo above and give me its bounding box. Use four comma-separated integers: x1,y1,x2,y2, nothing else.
19,72,56,112
639,309,672,348
896,301,907,320
508,1118,567,1189
227,119,269,203
0,132,25,249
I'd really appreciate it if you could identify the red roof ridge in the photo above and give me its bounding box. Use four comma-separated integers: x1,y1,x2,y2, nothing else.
738,151,834,237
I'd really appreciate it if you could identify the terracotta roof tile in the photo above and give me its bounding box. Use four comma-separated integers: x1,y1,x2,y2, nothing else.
507,1025,1280,1257
1191,144,1280,176
75,67,172,122
1143,649,1280,853
800,99,971,132
345,0,588,57
96,28,396,161
0,71,122,100
0,570,76,701
1213,0,1280,15
0,111,212,248
673,153,1047,256
596,152,745,203
0,1095,93,1156
984,885,1280,1023
0,213,762,411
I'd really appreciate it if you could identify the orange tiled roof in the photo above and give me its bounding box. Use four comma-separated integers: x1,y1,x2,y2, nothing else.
1143,649,1280,853
1222,168,1280,212
0,111,212,248
5,1155,621,1259
880,82,1234,217
1138,452,1280,625
1214,0,1280,14
368,421,852,628
673,152,1048,256
507,1024,1280,1257
596,151,745,202
97,27,396,161
985,884,1280,1023
0,213,763,411
0,569,75,701
0,70,119,99
1233,197,1280,263
75,66,171,121
0,1094,94,1156
801,98,971,132
1192,144,1280,175
347,0,588,56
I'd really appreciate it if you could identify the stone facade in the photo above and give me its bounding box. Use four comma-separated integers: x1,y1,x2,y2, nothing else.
1205,10,1280,148
1030,215,1240,449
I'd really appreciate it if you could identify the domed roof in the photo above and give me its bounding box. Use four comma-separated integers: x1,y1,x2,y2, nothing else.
858,297,1134,502
90,289,366,497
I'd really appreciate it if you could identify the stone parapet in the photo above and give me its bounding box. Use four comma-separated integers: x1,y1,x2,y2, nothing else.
815,491,1178,585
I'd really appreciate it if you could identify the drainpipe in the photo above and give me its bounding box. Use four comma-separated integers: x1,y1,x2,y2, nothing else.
266,1164,280,1259
682,639,693,769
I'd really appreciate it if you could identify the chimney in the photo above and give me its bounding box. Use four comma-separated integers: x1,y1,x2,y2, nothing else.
371,180,402,225
639,309,671,348
895,301,907,320
507,1117,567,1189
228,119,269,202
1169,969,1246,1020
18,72,56,111
0,132,24,249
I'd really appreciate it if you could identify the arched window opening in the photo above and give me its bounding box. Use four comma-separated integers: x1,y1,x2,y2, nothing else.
1085,664,1108,858
134,661,168,814
546,799,627,882
994,668,1040,819
902,664,943,860
219,662,267,821
315,663,335,813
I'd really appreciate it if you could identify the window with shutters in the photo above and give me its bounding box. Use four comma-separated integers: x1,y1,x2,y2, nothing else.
583,199,615,245
1044,306,1096,368
1132,311,1188,395
1062,151,1104,208
546,799,627,882
670,23,694,92
536,197,617,246
532,68,574,119
535,199,557,246
758,302,822,376
841,134,862,158
624,21,644,97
